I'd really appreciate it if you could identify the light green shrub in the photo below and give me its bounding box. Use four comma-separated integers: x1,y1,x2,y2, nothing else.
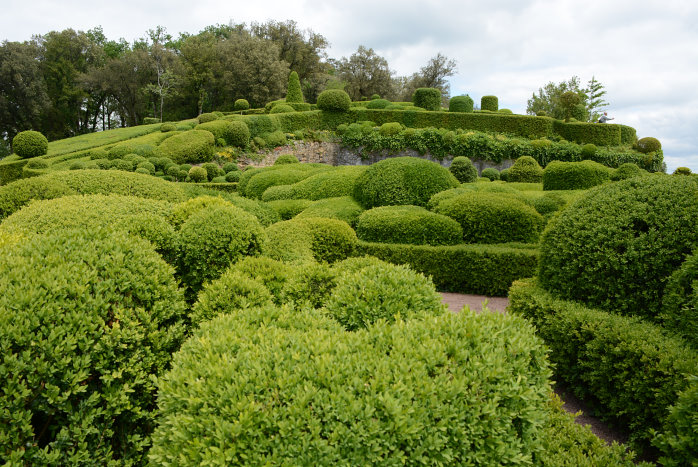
610,162,647,181
187,166,207,183
274,154,299,165
481,167,500,181
12,130,48,158
449,95,474,113
158,130,215,164
197,112,218,124
508,156,544,183
412,87,441,111
356,205,463,246
317,89,351,111
266,199,314,220
542,160,611,190
296,196,364,227
229,256,293,304
637,137,662,154
234,98,250,111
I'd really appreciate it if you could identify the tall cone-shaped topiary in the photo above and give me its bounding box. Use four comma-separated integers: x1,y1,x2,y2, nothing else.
286,71,305,103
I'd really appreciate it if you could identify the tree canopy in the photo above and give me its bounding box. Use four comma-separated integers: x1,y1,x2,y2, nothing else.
526,76,609,122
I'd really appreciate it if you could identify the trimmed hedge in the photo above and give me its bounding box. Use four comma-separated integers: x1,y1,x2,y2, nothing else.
325,262,446,330
286,71,305,103
610,162,647,181
653,377,698,466
181,186,280,227
195,120,249,147
0,228,187,465
265,165,365,201
553,119,621,146
412,87,441,111
356,241,539,296
198,112,218,123
280,262,337,308
296,196,364,227
317,89,351,112
354,156,459,209
539,176,698,319
157,130,215,164
12,131,48,158
245,165,328,199
356,205,463,246
234,98,250,111
508,156,544,183
481,95,499,112
449,95,474,113
660,252,698,348
266,199,314,220
0,158,29,185
263,217,357,264
637,137,662,154
481,167,500,181
509,279,698,450
270,103,295,114
449,156,478,183
150,306,551,465
542,160,611,190
434,192,544,244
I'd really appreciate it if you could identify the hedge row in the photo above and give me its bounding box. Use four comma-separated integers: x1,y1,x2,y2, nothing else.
508,278,698,456
355,241,539,296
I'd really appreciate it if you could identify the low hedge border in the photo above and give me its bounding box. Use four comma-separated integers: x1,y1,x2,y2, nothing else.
508,278,698,456
355,241,539,296
191,182,238,192
0,159,28,185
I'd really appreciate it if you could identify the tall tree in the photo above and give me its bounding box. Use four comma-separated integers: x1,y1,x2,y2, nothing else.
526,76,586,120
393,53,457,103
145,26,181,121
334,46,394,101
585,76,608,123
180,32,219,115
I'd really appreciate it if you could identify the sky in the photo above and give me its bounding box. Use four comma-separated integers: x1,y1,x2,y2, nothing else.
2,0,697,172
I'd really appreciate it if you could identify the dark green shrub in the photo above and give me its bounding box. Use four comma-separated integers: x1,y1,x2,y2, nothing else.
542,160,611,190
267,166,365,201
267,199,314,220
449,156,478,183
533,192,567,216
434,191,544,244
660,252,698,348
539,176,698,319
124,153,147,164
571,103,587,121
12,130,48,158
366,98,390,109
222,162,239,173
509,279,698,449
227,120,250,147
198,112,218,123
295,217,357,263
281,262,338,308
245,166,322,199
370,93,380,100
637,137,662,154
176,204,265,298
317,89,351,111
325,263,446,330
285,71,304,103
508,156,543,183
25,158,49,169
296,196,364,227
135,167,151,175
500,168,510,181
225,171,240,182
481,167,500,181
653,377,698,466
412,87,441,111
449,95,474,113
0,228,186,465
150,306,551,465
270,103,295,114
356,205,463,246
160,123,176,132
158,130,215,164
611,162,647,181
379,121,402,136
274,154,299,165
481,95,499,112
201,162,224,181
188,166,207,183
234,98,250,111
354,156,459,209
581,143,597,157
673,167,692,175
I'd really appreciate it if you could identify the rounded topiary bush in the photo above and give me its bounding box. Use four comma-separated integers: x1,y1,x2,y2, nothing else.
229,256,293,304
0,228,186,465
508,156,544,183
281,262,338,308
673,167,692,176
542,160,611,190
294,217,357,263
201,162,224,181
356,205,463,246
659,252,698,348
272,166,365,201
610,162,646,181
188,166,207,183
228,120,250,147
379,122,402,136
434,192,544,244
449,95,474,113
223,162,239,173
581,143,597,158
500,168,510,181
160,122,176,132
325,263,446,330
481,95,499,112
354,156,459,209
267,199,314,220
25,158,49,169
532,193,567,216
274,154,299,165
412,87,441,111
450,156,478,183
270,103,295,114
317,89,351,112
150,306,551,465
637,137,662,154
158,130,215,164
366,98,391,109
296,196,364,227
481,168,500,181
198,112,218,124
234,98,250,111
12,130,48,159
538,176,698,319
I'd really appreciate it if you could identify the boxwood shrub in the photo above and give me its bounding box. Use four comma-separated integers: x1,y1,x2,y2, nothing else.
542,160,611,190
449,156,478,183
267,199,314,220
356,205,463,246
245,165,328,199
263,217,357,264
481,167,501,181
354,156,459,209
412,87,441,111
508,156,544,183
267,165,365,201
610,162,647,181
270,103,295,114
637,137,662,154
539,175,698,319
157,130,215,164
229,256,293,304
434,192,544,244
317,89,351,111
280,261,338,308
12,130,48,158
296,196,364,227
197,112,218,123
0,228,187,465
653,377,698,466
234,98,250,111
274,154,299,165
481,95,499,112
150,306,551,465
449,95,474,113
195,120,249,147
659,252,698,348
366,98,390,109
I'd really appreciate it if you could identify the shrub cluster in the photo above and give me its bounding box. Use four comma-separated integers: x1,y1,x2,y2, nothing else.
12,130,49,158
542,160,611,190
449,156,478,183
412,87,441,111
157,129,215,164
356,205,463,246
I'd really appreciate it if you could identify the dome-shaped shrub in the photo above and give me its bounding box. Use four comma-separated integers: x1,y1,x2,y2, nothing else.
137,161,156,174
12,130,48,158
281,262,338,308
317,89,351,111
539,176,698,319
354,156,459,209
542,160,611,190
201,162,224,181
325,263,446,330
267,199,314,220
660,252,698,348
271,166,365,201
412,87,441,111
223,162,239,173
366,98,390,109
449,95,474,113
581,143,597,158
0,228,186,465
158,130,215,164
498,108,513,114
610,162,646,181
187,166,207,182
296,196,364,227
229,256,293,304
234,98,250,111
195,120,239,147
270,103,295,114
177,204,265,297
285,71,305,103
532,193,567,216
245,166,323,199
356,205,463,246
481,95,499,112
25,158,49,169
673,167,692,175
449,156,478,183
481,168,500,181
198,112,218,124
263,217,357,264
274,154,299,165
379,122,402,136
110,159,133,171
434,192,544,244
636,137,662,154
508,156,543,183
227,120,250,147
160,122,176,132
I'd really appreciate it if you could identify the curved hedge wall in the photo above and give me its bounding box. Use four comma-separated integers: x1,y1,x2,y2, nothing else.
263,166,365,201
150,306,551,465
157,129,215,164
539,176,698,319
542,160,611,190
434,192,544,244
356,205,463,246
354,157,459,209
0,228,187,465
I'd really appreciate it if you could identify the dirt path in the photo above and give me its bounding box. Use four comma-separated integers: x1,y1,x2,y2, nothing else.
440,292,629,447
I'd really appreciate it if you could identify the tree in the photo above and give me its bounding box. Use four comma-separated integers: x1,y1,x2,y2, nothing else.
145,26,181,121
392,53,457,103
527,76,610,122
585,76,608,123
180,32,219,115
334,46,394,101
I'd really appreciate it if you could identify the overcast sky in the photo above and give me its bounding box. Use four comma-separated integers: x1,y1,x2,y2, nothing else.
2,0,696,171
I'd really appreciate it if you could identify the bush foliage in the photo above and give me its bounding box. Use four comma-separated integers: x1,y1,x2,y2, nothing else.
412,87,441,111
449,156,478,183
449,95,474,113
542,160,611,190
157,130,215,164
356,205,463,246
508,156,544,183
317,89,351,112
12,130,48,158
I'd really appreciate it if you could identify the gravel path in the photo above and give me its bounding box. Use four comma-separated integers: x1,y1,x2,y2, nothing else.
440,292,630,446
